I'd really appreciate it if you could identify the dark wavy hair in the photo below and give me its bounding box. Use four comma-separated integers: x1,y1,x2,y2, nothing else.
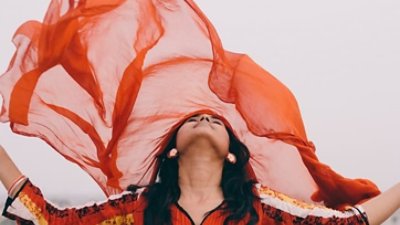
128,125,259,225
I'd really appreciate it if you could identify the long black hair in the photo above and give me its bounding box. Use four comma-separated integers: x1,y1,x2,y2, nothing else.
128,126,259,225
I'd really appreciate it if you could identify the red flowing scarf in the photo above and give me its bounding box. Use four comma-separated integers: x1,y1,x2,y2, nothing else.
0,0,379,208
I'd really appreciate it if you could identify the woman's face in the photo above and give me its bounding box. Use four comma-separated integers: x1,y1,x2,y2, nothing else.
175,114,230,158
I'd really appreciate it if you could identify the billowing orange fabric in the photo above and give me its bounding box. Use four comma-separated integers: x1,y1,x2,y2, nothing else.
0,0,379,208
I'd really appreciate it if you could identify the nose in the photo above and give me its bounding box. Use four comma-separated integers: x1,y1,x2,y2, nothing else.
199,114,211,122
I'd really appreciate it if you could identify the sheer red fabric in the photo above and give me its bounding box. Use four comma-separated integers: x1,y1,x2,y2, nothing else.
0,0,379,208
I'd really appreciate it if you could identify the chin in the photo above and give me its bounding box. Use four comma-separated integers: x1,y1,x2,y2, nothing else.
176,125,229,156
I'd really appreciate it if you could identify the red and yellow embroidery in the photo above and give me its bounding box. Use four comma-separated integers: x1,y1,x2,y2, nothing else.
19,192,49,225
97,213,134,225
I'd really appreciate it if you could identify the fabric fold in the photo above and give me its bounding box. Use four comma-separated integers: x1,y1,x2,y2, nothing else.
0,0,379,208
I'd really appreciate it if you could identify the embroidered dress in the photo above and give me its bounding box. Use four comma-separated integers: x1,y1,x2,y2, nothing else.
2,180,369,225
0,0,378,209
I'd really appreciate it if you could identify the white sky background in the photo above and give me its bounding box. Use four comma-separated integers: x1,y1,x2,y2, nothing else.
0,0,399,204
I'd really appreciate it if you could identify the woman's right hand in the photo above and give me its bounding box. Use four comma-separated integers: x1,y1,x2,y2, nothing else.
0,145,24,196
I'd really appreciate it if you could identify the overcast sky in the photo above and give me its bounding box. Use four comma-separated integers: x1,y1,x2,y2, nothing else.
0,0,399,203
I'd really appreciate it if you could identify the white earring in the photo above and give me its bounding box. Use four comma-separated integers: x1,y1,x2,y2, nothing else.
226,153,237,164
167,148,179,159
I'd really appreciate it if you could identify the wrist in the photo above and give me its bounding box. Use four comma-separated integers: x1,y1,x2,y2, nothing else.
8,175,28,198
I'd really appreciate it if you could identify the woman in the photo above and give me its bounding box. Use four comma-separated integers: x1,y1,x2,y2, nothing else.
1,113,400,225
0,0,399,224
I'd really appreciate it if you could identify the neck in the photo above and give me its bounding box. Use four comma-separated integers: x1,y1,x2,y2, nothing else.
177,147,224,204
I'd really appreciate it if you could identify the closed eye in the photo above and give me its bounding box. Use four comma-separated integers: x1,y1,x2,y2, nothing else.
212,120,222,125
186,117,198,122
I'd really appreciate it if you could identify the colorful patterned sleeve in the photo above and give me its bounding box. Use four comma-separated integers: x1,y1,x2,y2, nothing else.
2,179,140,225
258,185,369,225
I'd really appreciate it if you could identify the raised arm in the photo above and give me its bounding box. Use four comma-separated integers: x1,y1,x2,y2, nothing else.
259,183,400,225
0,145,24,197
0,145,140,225
361,182,400,225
